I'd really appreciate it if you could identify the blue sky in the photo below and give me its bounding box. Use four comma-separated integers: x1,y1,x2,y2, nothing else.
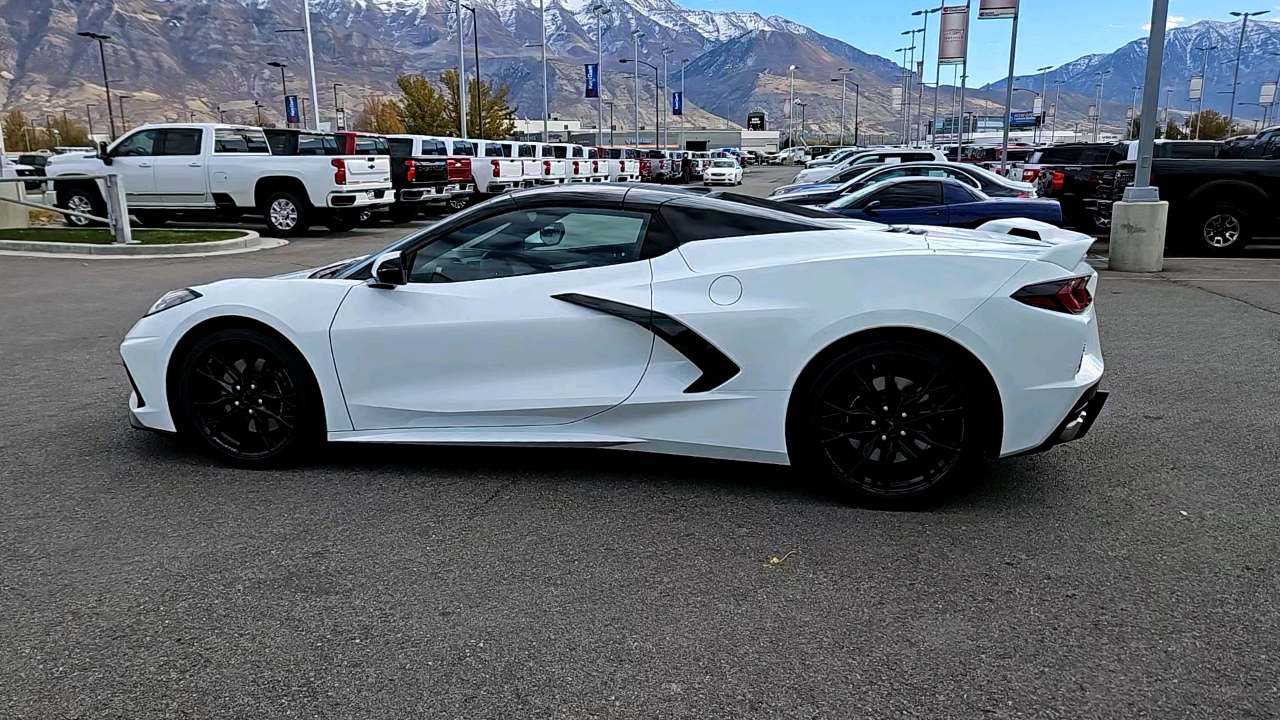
679,0,1271,85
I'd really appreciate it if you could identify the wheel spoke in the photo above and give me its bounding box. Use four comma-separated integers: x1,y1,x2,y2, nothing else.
907,429,961,453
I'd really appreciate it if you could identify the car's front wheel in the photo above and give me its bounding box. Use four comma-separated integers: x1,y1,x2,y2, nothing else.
61,187,105,227
176,328,319,467
791,340,985,508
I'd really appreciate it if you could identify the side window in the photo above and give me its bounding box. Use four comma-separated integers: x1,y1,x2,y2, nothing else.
452,140,475,156
943,181,978,204
869,182,943,208
159,129,202,156
214,128,269,153
113,130,161,157
483,143,503,158
518,144,535,158
659,203,814,242
407,207,650,284
942,168,981,187
387,138,415,156
295,134,339,155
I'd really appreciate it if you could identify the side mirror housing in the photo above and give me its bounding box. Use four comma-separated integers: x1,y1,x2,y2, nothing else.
863,200,882,215
369,251,407,288
98,141,113,165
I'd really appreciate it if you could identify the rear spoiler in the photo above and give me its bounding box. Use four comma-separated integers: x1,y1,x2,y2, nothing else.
977,218,1095,270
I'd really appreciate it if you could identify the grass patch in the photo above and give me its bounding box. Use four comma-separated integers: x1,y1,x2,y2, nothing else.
0,228,245,245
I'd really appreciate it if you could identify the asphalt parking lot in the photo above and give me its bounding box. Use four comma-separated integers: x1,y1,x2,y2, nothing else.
3,166,1280,718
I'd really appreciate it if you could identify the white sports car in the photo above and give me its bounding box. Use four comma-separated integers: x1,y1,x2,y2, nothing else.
702,160,743,186
122,184,1107,507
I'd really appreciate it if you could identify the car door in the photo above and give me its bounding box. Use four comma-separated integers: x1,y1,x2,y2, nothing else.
150,128,209,206
107,129,161,203
329,195,657,430
843,180,948,225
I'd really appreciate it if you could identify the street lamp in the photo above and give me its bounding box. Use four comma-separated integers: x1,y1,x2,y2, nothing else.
678,58,689,150
273,3,321,132
117,94,132,132
332,82,344,129
895,46,913,144
660,47,673,148
254,100,265,125
77,31,118,140
901,29,922,143
794,100,808,144
1127,86,1142,140
787,64,799,147
1035,65,1053,144
267,61,290,125
831,70,860,146
1227,10,1270,128
619,56,658,149
215,104,227,123
630,31,645,147
591,3,611,147
1093,70,1111,141
1191,44,1218,139
85,103,97,141
914,7,940,146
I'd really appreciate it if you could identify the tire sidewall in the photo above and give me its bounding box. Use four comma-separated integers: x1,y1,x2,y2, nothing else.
790,340,986,508
63,188,103,227
175,328,319,467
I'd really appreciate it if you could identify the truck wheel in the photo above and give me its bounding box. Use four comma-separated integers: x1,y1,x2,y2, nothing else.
61,187,105,227
1192,204,1250,256
387,202,420,224
446,194,472,212
323,210,360,233
131,211,169,228
262,191,310,237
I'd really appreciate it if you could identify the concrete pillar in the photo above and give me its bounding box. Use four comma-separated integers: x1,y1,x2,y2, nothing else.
0,183,30,230
1109,200,1167,273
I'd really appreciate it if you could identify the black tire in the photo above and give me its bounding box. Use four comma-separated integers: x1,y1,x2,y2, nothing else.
261,190,310,237
789,340,987,509
131,210,169,228
386,202,420,224
1189,203,1250,256
446,194,472,212
175,328,320,467
61,186,105,227
324,210,360,233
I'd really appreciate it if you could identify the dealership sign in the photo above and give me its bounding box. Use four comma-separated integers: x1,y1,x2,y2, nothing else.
978,0,1017,19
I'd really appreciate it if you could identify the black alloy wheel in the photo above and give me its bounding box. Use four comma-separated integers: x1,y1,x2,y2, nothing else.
1193,203,1249,256
796,342,980,507
177,329,315,465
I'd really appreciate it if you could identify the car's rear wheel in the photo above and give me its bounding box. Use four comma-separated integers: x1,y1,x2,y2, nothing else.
324,210,360,233
1190,203,1250,256
176,328,319,467
791,340,984,508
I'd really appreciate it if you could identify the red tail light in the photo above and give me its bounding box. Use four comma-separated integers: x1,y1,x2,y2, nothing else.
404,158,415,182
619,160,626,172
572,160,580,174
1016,192,1029,198
491,158,500,178
592,160,598,173
1022,168,1039,182
331,158,346,185
1087,171,1098,184
1050,171,1064,191
640,158,650,172
1013,276,1093,314
543,159,551,175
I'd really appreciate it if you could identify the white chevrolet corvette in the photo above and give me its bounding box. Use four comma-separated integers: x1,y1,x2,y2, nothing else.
122,184,1106,507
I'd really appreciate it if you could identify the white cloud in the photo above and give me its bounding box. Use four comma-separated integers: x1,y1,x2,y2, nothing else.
1141,15,1185,31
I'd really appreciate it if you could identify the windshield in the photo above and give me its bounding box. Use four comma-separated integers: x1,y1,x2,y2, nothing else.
826,182,883,209
711,160,735,168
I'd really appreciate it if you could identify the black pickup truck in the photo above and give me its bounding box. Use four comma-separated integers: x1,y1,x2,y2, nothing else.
1029,141,1223,233
1090,147,1280,255
382,136,451,223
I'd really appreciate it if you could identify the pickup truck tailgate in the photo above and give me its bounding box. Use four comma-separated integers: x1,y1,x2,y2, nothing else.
338,155,391,188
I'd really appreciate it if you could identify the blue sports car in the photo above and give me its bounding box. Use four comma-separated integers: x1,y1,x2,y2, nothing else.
823,176,1062,228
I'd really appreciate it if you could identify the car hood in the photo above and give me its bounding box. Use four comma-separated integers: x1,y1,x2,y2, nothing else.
270,255,367,280
777,184,841,200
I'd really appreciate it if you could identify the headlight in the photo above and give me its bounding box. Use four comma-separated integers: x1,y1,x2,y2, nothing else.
145,288,202,316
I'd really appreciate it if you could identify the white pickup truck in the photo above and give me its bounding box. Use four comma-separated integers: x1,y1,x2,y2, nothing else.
471,140,526,197
43,123,393,235
600,146,639,182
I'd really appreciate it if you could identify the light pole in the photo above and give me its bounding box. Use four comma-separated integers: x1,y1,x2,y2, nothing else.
679,58,688,150
117,94,131,132
273,8,320,132
538,0,549,141
1227,10,1270,129
620,57,658,148
605,100,615,144
268,61,290,124
1128,86,1142,139
832,70,851,145
632,30,645,147
77,31,118,140
896,45,913,143
1191,44,1217,139
660,47,673,148
333,82,344,129
1241,102,1266,131
1161,88,1174,135
794,101,808,144
996,3,1020,176
85,103,96,141
787,64,799,147
1050,80,1063,143
215,104,226,123
912,8,939,143
592,3,610,147
1093,70,1111,141
457,4,481,136
901,30,921,142
1035,65,1053,144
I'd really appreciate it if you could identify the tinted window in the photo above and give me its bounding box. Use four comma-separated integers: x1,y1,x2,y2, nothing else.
1165,143,1219,159
354,137,388,155
518,144,536,158
159,128,202,156
483,143,507,158
214,128,269,153
297,134,339,156
451,140,475,156
113,130,161,157
407,207,649,283
906,153,938,162
943,181,980,204
659,203,816,242
868,181,944,208
587,147,599,159
1033,146,1096,164
387,138,414,156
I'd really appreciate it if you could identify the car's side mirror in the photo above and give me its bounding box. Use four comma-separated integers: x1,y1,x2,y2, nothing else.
862,200,882,214
369,251,407,289
538,221,566,246
98,140,113,165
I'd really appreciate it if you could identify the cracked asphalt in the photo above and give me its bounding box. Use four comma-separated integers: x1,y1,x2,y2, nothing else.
2,167,1279,718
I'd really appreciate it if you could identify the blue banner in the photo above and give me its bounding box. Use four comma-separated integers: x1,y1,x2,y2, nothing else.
672,91,683,116
1009,109,1036,128
285,95,301,124
584,64,599,98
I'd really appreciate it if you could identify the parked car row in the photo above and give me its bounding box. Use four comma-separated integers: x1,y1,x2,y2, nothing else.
43,122,746,236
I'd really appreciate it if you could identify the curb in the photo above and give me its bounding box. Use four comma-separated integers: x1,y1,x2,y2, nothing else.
0,231,288,259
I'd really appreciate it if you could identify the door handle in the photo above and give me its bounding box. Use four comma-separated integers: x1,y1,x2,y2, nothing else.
925,210,941,215
188,162,202,167
137,162,152,168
